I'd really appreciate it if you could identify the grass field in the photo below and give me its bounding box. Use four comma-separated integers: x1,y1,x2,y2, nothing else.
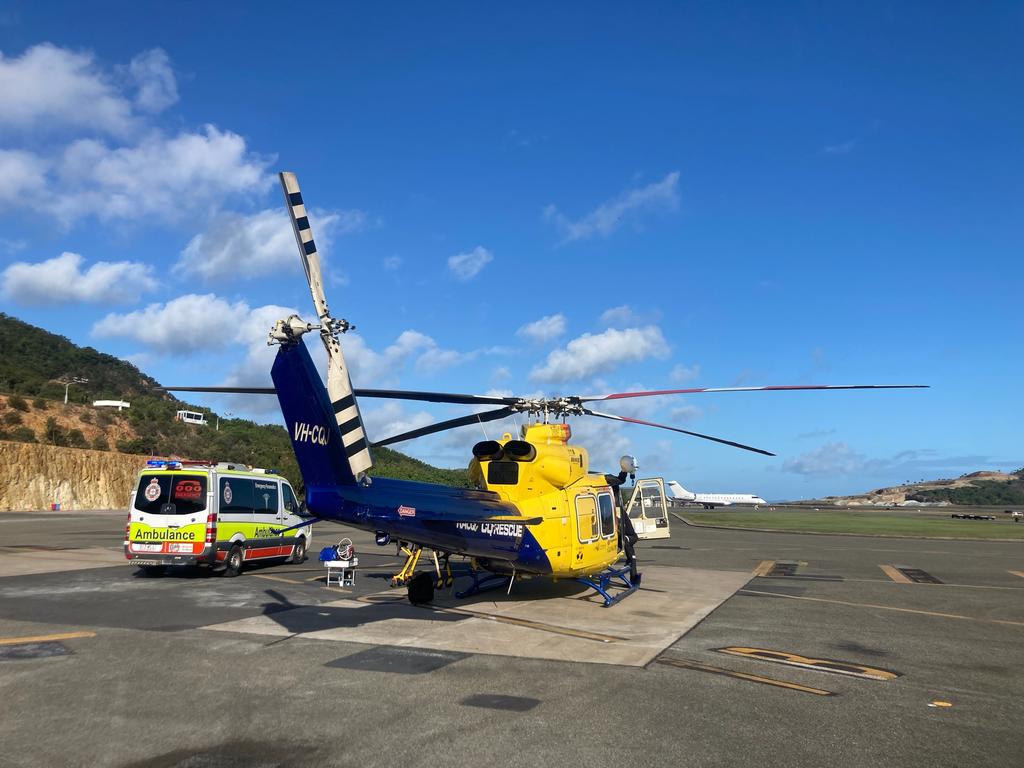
678,509,1024,539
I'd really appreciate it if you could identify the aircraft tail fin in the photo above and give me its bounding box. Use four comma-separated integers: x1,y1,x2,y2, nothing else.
667,481,696,500
272,340,359,488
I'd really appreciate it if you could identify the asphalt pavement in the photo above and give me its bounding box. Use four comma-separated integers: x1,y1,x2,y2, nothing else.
0,510,1021,768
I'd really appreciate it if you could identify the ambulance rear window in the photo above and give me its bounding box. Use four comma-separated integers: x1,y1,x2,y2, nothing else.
134,474,208,515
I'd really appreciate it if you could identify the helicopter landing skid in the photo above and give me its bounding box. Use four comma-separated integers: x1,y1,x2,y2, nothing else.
454,570,512,599
576,564,642,607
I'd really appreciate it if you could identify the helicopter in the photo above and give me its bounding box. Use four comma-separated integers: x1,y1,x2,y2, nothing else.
165,171,927,607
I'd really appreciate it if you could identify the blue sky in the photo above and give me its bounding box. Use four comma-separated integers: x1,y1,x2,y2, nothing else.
1,2,1021,499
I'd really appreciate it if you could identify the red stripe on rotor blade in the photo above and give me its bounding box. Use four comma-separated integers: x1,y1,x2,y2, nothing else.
590,384,928,401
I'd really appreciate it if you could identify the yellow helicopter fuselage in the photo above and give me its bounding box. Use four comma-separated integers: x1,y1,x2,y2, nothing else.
468,423,622,578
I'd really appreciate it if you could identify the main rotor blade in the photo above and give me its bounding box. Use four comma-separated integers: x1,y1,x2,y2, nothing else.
372,406,516,448
355,388,517,406
579,384,929,403
158,385,517,406
583,408,776,456
159,386,277,394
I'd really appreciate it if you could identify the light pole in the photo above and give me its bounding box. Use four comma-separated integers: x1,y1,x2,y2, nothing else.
62,376,89,405
216,411,233,431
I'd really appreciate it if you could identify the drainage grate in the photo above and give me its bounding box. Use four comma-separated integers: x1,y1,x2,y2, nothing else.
461,693,541,712
0,641,70,661
326,646,468,674
897,567,943,584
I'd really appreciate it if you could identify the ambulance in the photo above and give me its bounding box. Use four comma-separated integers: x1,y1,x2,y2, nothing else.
124,460,313,576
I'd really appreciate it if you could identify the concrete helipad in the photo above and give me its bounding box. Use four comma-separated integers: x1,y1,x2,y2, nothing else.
203,565,753,666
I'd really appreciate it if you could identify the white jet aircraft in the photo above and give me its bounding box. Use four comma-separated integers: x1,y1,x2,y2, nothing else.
667,480,767,509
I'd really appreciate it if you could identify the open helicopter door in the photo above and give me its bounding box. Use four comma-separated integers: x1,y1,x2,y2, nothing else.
625,479,671,540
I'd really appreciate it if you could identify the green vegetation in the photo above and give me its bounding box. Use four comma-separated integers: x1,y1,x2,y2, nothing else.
0,313,469,491
32,397,48,410
681,509,1024,540
0,426,37,443
908,478,1024,506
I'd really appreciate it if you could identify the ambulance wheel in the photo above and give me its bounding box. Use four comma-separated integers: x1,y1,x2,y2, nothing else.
223,545,244,577
407,572,434,605
290,538,307,564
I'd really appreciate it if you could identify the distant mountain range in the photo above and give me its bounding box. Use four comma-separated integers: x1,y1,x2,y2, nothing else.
0,313,470,491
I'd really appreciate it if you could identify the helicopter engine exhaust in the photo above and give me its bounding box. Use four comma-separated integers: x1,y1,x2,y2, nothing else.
503,440,537,462
472,441,505,461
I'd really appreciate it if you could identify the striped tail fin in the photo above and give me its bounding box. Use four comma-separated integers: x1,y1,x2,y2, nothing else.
280,171,372,477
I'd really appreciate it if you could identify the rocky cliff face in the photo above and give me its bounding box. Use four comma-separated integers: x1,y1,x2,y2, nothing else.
0,441,149,511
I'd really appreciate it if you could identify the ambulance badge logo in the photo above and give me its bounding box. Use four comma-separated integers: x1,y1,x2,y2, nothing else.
398,505,416,518
144,478,161,502
223,482,233,505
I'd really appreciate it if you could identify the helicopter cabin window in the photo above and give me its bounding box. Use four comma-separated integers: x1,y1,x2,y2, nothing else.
487,461,519,485
576,494,599,543
598,492,616,539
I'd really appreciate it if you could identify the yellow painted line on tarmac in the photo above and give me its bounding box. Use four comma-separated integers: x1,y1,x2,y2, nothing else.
740,588,1024,628
880,565,913,583
752,560,775,577
250,574,304,585
656,656,834,696
0,630,96,646
716,646,900,681
1010,571,1024,579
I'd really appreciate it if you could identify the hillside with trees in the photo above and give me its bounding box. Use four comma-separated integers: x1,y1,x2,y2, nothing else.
0,313,469,491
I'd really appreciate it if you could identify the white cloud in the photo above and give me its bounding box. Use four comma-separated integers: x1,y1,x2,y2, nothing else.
0,43,137,135
128,48,178,113
600,305,640,327
530,326,670,384
362,402,434,443
0,45,270,226
491,366,511,384
0,150,48,204
544,172,680,242
343,330,466,385
383,255,402,271
822,139,856,155
448,246,493,280
670,404,702,423
175,206,365,281
1,252,156,305
782,442,868,477
92,293,256,354
516,313,566,343
669,363,700,384
52,125,271,224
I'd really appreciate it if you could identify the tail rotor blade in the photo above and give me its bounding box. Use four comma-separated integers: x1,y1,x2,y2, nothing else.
583,408,775,456
280,171,330,321
372,406,516,448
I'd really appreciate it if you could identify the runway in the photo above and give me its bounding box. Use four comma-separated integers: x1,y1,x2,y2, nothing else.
0,509,1021,767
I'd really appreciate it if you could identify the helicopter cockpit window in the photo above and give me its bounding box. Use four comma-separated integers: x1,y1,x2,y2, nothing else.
576,494,599,543
598,492,615,538
487,461,519,485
